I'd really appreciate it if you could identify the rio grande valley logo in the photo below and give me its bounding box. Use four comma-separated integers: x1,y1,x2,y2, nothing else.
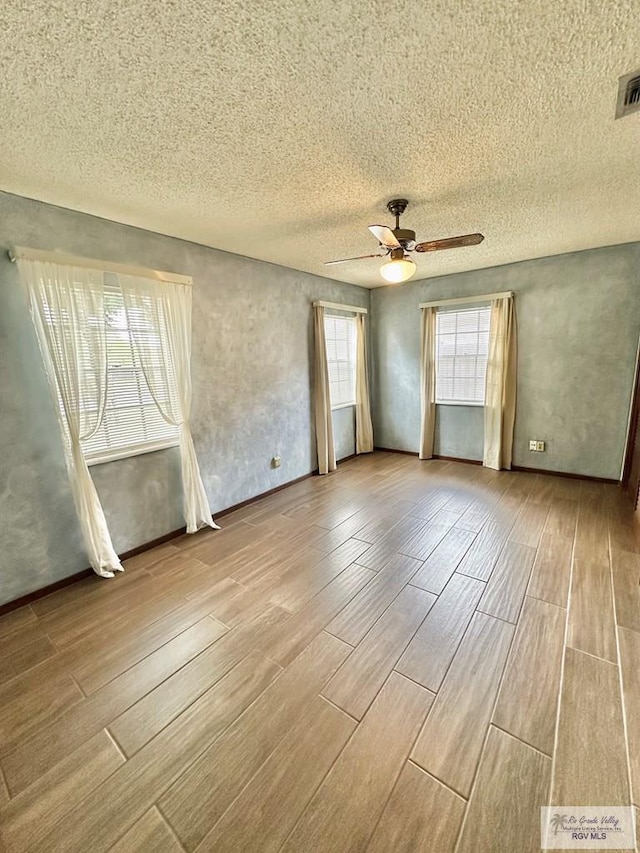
540,807,636,850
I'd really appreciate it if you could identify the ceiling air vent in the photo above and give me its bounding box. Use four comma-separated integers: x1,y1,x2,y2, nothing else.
615,70,640,119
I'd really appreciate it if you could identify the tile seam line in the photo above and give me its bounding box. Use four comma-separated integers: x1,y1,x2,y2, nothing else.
608,522,637,842
274,666,401,853
116,649,288,849
107,639,273,758
321,586,437,720
325,554,430,649
27,644,281,841
395,574,487,695
405,758,468,802
182,688,344,851
547,495,579,810
79,613,230,696
154,803,187,851
174,620,363,848
358,670,440,853
450,603,521,852
489,721,553,760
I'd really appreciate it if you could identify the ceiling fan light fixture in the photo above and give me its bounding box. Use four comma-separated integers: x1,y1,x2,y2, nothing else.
324,198,484,277
380,255,416,284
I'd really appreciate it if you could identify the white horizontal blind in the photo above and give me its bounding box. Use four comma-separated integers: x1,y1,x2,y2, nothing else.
76,281,179,463
324,315,357,408
435,306,491,405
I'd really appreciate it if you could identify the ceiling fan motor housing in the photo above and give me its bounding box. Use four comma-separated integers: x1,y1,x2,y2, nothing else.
393,228,416,246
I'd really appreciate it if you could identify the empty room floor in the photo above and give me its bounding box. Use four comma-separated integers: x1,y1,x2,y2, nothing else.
1,452,639,852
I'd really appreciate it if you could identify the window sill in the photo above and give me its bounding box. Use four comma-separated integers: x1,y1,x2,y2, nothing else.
435,401,485,408
85,438,180,467
331,402,356,412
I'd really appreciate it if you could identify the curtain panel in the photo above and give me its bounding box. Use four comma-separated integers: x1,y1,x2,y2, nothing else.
355,314,374,454
484,295,517,470
18,259,123,577
313,305,336,474
118,274,219,533
18,258,218,581
419,306,437,460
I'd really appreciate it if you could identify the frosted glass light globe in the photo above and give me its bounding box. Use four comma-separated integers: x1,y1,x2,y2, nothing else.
380,256,416,284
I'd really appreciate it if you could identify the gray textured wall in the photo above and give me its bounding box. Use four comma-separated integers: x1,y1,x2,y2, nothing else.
371,243,640,478
0,192,368,604
332,406,357,461
434,406,485,461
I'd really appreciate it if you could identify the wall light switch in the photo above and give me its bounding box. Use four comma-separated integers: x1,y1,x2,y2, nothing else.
271,456,281,468
529,440,537,451
536,441,545,452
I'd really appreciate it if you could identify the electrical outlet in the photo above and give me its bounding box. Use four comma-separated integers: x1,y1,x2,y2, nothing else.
529,440,537,451
271,456,281,469
536,441,545,452
529,440,545,452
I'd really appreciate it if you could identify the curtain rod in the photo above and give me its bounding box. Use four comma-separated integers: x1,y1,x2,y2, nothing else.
419,291,512,309
8,247,193,286
313,300,367,314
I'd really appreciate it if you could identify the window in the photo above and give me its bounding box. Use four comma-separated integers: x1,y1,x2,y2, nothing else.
48,281,180,465
435,306,491,405
324,315,357,409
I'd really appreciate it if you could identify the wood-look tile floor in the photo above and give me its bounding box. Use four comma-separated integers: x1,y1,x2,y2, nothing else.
1,452,639,852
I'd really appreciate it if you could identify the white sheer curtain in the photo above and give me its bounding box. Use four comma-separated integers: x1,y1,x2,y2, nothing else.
118,274,219,533
419,306,437,460
355,314,374,454
313,305,336,474
18,259,123,577
484,295,517,470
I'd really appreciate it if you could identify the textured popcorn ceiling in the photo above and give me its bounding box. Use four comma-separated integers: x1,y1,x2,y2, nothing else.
0,1,638,288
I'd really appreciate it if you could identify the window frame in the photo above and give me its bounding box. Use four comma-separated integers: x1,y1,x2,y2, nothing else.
324,313,357,411
46,281,182,467
434,305,491,407
86,436,180,467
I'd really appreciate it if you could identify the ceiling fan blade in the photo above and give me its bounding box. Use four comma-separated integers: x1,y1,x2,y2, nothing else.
368,225,401,249
324,253,384,266
414,233,485,253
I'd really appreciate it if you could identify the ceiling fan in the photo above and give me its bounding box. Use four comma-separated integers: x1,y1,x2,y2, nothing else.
325,199,484,284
